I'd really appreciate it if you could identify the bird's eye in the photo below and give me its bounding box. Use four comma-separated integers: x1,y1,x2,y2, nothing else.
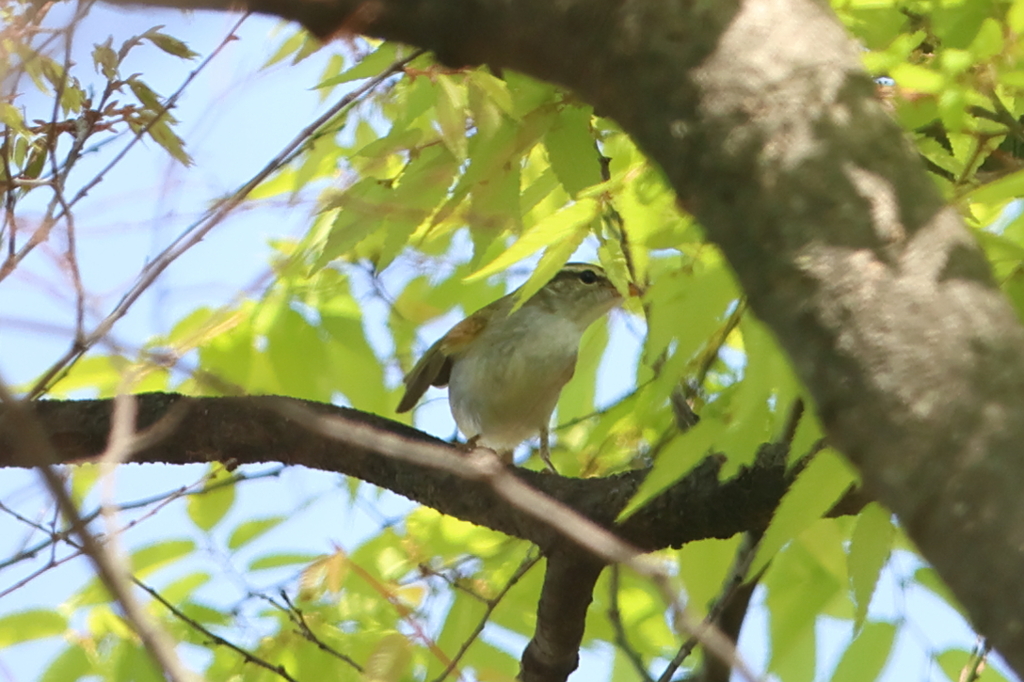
578,270,599,284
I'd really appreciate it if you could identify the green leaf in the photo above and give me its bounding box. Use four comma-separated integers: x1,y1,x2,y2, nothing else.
556,317,609,426
1011,0,1024,33
964,168,1024,205
92,39,119,80
264,29,307,68
508,225,591,313
264,305,330,400
770,621,816,682
750,449,858,576
470,198,600,280
890,63,945,94
127,77,163,111
160,572,212,603
186,463,236,532
132,539,196,577
114,642,164,682
766,524,846,682
249,552,321,571
40,645,93,682
364,633,413,682
618,418,725,519
436,74,469,161
147,117,192,166
70,462,101,506
426,592,487,679
317,42,400,87
848,502,896,628
143,31,198,59
544,104,601,197
644,258,739,361
936,648,1009,682
0,610,66,646
830,621,897,682
469,69,515,117
228,516,287,550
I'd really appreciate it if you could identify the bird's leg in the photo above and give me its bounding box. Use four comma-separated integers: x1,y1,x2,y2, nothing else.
462,436,513,466
539,425,558,474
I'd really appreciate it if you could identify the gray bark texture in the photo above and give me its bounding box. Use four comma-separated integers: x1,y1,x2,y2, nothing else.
20,0,1024,676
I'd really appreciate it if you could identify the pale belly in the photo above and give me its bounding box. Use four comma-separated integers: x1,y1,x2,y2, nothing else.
448,315,581,451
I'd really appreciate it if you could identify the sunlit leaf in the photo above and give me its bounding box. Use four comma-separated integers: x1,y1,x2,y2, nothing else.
751,449,858,575
0,610,66,646
830,621,897,682
848,502,896,628
545,104,601,197
186,463,236,532
228,516,287,550
470,198,600,280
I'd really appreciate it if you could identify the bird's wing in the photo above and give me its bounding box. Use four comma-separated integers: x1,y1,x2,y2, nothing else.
395,307,493,413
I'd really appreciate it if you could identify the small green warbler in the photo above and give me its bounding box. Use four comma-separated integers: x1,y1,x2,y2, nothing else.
397,263,631,472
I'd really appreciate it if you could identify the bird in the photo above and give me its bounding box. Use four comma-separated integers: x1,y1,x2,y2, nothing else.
396,263,629,472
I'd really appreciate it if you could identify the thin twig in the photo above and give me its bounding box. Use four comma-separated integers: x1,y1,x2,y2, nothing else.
276,591,365,673
608,564,655,682
958,638,991,682
136,578,300,682
27,48,425,399
0,464,282,573
656,533,762,682
0,378,197,682
429,552,542,682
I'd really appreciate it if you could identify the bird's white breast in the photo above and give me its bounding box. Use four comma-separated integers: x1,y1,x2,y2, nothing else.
448,308,583,451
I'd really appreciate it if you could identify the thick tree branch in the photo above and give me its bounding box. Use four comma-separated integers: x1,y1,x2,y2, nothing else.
0,393,797,553
1,393,813,681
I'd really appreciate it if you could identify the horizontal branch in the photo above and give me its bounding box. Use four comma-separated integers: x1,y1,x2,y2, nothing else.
0,393,824,554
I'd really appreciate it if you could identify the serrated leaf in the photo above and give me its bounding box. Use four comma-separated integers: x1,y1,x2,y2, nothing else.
317,42,400,87
144,31,198,59
0,610,66,646
469,70,515,117
264,29,306,68
228,516,287,550
147,118,192,166
618,419,725,519
848,502,896,628
469,198,600,280
507,226,590,313
92,40,119,80
544,104,600,197
0,103,28,136
186,464,236,531
436,74,469,160
831,621,897,682
128,77,163,111
750,449,857,576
